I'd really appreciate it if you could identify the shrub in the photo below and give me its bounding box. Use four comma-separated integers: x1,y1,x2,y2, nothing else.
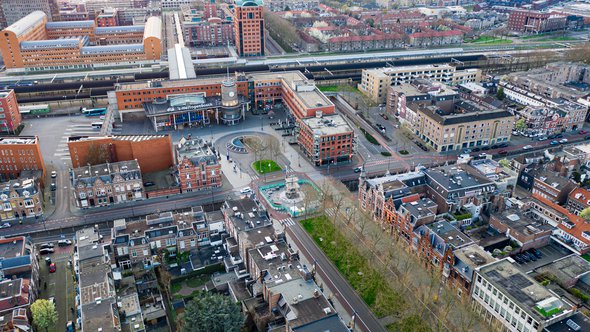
360,128,380,145
399,150,409,155
381,151,392,157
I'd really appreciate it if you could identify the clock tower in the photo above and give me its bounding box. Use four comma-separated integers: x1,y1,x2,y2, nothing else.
220,78,242,125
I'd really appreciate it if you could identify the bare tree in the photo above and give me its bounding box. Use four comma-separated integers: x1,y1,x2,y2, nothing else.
86,143,110,165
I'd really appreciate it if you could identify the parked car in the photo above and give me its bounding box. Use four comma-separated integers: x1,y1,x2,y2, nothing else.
353,167,363,173
523,145,533,150
143,181,155,187
555,133,563,138
531,249,542,258
520,254,530,262
45,257,51,265
49,263,56,273
498,142,509,148
478,152,488,158
58,239,72,247
472,147,481,152
481,146,491,151
39,248,54,255
512,131,520,136
579,130,588,135
498,149,508,155
66,321,75,332
51,171,57,178
0,223,10,229
50,183,56,191
240,187,252,194
537,136,548,141
550,140,559,146
463,148,472,154
585,135,590,140
40,243,54,249
559,138,568,144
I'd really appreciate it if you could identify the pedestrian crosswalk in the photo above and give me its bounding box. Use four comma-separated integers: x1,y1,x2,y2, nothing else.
280,218,295,227
251,174,259,181
53,123,104,163
325,208,336,218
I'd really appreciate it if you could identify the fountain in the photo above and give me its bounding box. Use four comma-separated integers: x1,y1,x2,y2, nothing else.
259,167,321,217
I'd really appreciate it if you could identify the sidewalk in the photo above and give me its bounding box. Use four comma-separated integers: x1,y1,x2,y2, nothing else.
219,156,252,189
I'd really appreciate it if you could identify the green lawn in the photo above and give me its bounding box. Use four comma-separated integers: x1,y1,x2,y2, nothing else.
582,254,590,263
466,36,513,45
360,128,380,146
300,216,406,318
252,159,282,174
318,85,360,93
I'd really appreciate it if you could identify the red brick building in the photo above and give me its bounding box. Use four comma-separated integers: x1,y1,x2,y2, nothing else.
508,10,567,33
0,137,45,184
67,135,173,173
175,137,222,192
0,90,22,133
233,0,265,57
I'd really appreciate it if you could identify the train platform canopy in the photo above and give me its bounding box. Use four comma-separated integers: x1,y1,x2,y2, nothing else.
168,44,196,80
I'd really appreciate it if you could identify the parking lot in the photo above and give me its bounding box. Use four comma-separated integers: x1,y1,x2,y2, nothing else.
512,241,572,272
37,241,77,331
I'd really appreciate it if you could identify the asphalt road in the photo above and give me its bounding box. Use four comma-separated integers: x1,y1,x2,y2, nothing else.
286,221,386,332
0,189,233,237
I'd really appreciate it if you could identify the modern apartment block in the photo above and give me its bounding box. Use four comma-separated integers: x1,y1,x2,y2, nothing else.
0,136,46,184
180,4,233,47
71,160,145,208
67,134,174,173
0,11,162,71
412,99,513,152
472,259,574,332
359,64,482,104
233,0,265,57
0,90,22,134
175,136,222,192
0,178,43,222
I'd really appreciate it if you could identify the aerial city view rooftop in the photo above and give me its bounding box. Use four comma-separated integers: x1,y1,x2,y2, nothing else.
3,0,590,331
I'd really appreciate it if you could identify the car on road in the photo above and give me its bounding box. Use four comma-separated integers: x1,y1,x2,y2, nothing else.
523,145,533,150
585,136,590,140
559,138,568,144
550,140,559,145
99,115,105,120
537,136,548,141
380,113,388,120
39,248,54,255
353,166,363,173
50,183,56,191
58,239,72,247
40,243,54,249
240,187,252,194
51,171,57,178
0,223,10,229
580,130,588,135
45,257,51,265
498,149,508,155
49,263,56,273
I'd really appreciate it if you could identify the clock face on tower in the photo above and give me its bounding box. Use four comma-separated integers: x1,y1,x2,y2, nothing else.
229,91,235,97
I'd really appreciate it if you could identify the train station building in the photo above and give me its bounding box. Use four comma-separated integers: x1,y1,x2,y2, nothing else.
114,70,356,166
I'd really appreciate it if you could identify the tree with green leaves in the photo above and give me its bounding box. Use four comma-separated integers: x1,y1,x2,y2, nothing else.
580,207,590,221
497,87,505,100
514,118,527,132
31,299,58,332
180,292,242,332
